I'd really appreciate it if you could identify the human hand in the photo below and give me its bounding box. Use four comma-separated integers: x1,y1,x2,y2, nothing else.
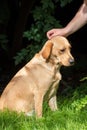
46,28,68,39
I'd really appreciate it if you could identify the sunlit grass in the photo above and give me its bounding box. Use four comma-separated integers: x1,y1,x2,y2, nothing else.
0,99,87,130
0,81,87,130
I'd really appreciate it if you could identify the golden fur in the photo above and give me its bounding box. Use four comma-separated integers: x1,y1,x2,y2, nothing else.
0,36,74,117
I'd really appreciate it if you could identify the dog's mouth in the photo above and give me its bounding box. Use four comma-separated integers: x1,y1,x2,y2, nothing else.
59,58,75,67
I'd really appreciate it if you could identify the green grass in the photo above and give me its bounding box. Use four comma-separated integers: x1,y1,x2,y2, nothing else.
0,106,87,130
0,82,87,130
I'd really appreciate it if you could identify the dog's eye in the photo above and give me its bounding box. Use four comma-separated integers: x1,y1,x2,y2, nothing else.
60,49,65,53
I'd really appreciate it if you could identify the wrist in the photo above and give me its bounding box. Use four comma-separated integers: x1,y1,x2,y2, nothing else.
63,26,73,37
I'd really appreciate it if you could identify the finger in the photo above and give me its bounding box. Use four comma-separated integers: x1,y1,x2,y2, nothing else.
47,32,54,39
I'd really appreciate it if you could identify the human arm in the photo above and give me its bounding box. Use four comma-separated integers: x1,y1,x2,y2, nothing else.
47,0,87,39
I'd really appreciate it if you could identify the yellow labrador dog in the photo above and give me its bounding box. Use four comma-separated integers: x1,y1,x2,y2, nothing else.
0,36,74,117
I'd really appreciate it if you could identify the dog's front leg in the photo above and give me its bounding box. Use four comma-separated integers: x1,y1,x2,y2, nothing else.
48,95,58,111
34,94,44,118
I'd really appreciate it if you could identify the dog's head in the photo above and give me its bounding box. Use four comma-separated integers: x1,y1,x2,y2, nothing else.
40,36,74,66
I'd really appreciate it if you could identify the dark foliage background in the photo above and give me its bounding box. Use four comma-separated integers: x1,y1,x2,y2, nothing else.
0,0,87,100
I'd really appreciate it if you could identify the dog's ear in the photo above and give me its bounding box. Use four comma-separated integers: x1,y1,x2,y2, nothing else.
40,42,53,60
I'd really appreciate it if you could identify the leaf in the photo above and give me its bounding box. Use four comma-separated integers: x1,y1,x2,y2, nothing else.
80,77,87,82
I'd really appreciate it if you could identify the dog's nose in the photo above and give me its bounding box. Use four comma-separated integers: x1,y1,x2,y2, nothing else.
69,58,74,65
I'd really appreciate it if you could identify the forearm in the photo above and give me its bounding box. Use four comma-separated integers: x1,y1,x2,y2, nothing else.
64,3,87,36
47,1,87,39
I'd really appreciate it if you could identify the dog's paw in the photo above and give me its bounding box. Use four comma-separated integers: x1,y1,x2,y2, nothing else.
26,110,35,116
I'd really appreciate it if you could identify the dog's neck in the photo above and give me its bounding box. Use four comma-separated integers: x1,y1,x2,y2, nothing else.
29,53,61,73
48,55,60,65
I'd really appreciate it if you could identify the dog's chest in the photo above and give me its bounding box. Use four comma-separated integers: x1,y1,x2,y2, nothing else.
26,62,61,97
44,70,61,100
53,71,61,82
50,71,61,90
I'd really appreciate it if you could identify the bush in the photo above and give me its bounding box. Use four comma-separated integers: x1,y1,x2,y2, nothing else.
14,0,73,65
